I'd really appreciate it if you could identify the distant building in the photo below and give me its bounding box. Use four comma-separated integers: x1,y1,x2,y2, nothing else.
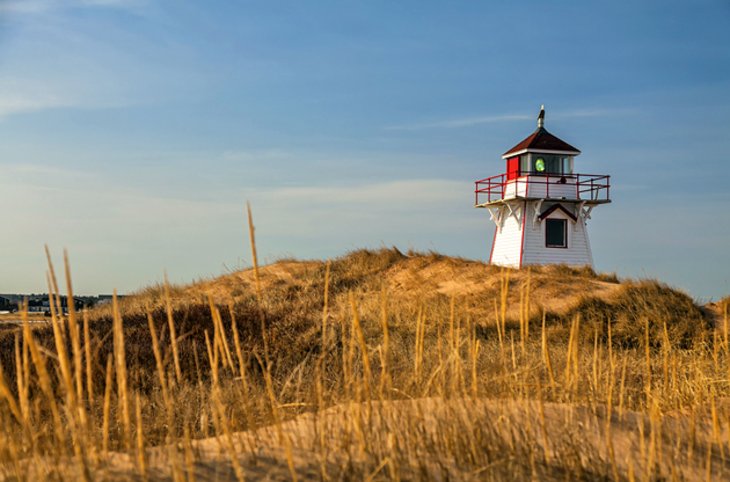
96,295,114,305
0,293,115,314
0,296,12,312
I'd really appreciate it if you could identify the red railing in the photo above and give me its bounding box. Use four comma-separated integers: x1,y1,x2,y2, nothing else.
474,173,610,205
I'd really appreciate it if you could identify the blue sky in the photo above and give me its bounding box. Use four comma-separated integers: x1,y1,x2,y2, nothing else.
0,0,728,299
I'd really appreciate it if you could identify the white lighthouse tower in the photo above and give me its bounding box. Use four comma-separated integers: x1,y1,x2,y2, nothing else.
474,106,611,268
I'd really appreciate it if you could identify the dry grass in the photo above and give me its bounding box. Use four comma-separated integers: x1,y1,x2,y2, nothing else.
0,243,726,481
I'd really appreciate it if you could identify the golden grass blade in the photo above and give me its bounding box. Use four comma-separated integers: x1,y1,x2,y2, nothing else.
471,340,480,398
493,298,503,355
644,316,652,405
135,393,147,481
720,310,728,356
449,294,456,355
21,303,67,452
183,426,197,482
246,202,270,366
229,304,257,435
204,330,217,380
112,290,131,450
146,309,172,416
607,319,614,373
255,352,298,482
0,357,23,425
13,334,28,428
102,355,113,454
44,245,64,323
379,285,390,399
541,310,556,387
246,202,262,300
500,269,509,340
618,355,628,420
519,279,525,354
83,310,94,406
565,316,576,388
48,281,75,404
524,267,531,341
350,293,373,404
219,310,235,371
45,272,62,338
322,260,331,353
63,249,84,403
164,273,183,385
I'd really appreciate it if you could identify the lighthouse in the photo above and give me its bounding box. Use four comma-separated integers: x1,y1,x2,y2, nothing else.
474,106,611,268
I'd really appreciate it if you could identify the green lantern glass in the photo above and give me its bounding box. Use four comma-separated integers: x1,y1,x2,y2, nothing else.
535,158,546,172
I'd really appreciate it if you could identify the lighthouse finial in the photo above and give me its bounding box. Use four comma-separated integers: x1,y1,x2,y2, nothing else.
537,105,545,129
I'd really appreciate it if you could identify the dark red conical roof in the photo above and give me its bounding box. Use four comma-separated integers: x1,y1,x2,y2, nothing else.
502,107,580,158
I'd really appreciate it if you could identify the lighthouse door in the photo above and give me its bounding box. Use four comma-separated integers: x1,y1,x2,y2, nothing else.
506,156,520,180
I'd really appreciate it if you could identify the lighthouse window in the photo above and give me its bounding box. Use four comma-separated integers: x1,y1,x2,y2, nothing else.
562,156,572,174
519,155,530,174
535,157,546,172
545,219,567,248
532,154,565,175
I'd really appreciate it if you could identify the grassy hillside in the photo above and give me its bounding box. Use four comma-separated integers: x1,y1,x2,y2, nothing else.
0,248,725,480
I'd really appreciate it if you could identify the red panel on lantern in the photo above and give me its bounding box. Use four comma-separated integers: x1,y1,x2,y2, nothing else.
506,156,520,180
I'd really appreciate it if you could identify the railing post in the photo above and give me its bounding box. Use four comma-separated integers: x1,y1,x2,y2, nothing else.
591,177,597,201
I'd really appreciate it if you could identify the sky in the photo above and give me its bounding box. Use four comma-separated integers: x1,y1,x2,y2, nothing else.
0,0,728,299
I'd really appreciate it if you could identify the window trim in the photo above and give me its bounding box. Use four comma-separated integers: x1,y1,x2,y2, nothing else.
545,218,568,248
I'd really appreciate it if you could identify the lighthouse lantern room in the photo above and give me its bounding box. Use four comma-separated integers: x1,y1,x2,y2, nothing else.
474,106,611,268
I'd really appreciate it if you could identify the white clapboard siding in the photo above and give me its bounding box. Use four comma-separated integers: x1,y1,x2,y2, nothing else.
521,204,593,266
489,205,524,268
502,176,580,201
502,179,529,199
487,200,595,268
525,178,578,200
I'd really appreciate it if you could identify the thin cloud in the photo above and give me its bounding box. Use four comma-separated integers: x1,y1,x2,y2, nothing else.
550,108,636,120
254,179,465,205
0,90,127,118
0,0,144,14
0,93,74,118
245,179,472,238
386,114,532,131
78,0,143,6
0,74,135,119
387,108,635,131
3,163,97,181
221,149,296,163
